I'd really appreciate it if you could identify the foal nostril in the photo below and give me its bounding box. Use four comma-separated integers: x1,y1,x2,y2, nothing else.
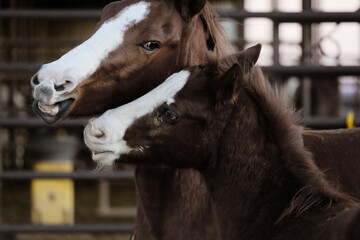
32,74,40,85
92,128,106,139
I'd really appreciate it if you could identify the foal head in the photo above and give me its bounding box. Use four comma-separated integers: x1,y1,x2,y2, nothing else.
31,0,233,124
84,44,262,167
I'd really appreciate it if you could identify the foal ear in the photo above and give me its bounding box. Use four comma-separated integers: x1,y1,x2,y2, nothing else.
175,0,207,21
222,44,262,73
215,63,242,105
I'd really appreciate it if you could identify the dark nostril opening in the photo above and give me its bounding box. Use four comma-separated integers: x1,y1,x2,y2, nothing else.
93,129,105,139
55,85,66,92
32,74,40,85
55,81,72,92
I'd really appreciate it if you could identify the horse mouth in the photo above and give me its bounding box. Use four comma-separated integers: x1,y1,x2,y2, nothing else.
32,99,75,124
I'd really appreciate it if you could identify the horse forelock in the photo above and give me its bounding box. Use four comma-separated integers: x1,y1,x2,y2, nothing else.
200,4,234,58
177,3,234,66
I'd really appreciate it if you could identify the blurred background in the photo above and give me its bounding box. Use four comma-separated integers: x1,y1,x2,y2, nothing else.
0,0,359,239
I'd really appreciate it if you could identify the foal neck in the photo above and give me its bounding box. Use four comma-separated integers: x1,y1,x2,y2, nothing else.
203,100,297,239
201,76,353,239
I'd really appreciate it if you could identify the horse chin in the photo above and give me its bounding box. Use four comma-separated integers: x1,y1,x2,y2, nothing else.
92,151,117,164
32,99,75,124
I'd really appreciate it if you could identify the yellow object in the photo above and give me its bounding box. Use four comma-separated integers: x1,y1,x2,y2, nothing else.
31,161,74,225
346,111,355,129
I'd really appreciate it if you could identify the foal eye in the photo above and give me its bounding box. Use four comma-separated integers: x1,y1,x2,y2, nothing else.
160,106,179,123
139,41,161,51
164,109,178,121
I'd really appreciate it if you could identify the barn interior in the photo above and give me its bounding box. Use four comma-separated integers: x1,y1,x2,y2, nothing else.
0,0,359,239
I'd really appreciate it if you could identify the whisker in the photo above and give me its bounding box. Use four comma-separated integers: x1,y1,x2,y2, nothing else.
93,165,105,174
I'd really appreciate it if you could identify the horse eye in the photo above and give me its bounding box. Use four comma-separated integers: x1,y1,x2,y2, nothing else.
140,41,161,51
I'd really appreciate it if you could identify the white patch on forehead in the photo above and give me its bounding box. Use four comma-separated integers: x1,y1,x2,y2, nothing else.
166,98,175,105
84,70,191,166
39,1,150,88
103,69,190,125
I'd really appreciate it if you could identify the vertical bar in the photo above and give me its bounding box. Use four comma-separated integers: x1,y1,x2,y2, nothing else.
98,180,110,213
301,0,312,117
273,21,280,66
358,23,360,115
234,0,244,50
302,78,312,116
0,132,2,226
272,0,280,66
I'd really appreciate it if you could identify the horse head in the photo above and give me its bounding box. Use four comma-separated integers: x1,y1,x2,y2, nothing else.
31,0,232,124
84,44,261,168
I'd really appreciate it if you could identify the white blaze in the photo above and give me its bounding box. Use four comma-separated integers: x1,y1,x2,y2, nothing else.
84,70,191,166
37,1,150,95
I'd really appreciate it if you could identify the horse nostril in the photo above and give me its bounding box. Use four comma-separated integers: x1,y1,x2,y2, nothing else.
55,85,65,92
55,80,73,92
32,74,40,85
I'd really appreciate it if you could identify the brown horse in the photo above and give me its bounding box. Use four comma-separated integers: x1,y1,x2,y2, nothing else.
31,1,234,239
31,1,360,239
31,0,233,124
84,45,360,240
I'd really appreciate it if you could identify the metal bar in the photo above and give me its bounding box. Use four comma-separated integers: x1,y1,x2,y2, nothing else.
0,63,41,73
0,63,359,76
261,66,360,76
0,116,356,130
0,224,133,233
300,117,360,129
302,78,312,117
272,21,280,66
0,10,101,19
0,171,134,181
0,39,81,47
300,0,312,117
0,9,359,23
0,118,88,128
218,10,360,23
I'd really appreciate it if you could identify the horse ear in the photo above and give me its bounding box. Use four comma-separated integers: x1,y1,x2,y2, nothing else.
221,44,262,73
214,63,242,105
241,44,262,69
175,0,207,21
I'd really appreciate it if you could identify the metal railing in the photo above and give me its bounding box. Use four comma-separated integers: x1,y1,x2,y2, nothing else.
0,223,134,233
0,170,135,234
0,171,134,181
0,9,359,22
1,63,360,76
